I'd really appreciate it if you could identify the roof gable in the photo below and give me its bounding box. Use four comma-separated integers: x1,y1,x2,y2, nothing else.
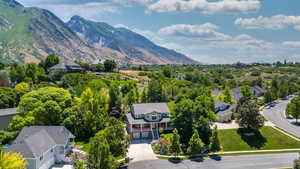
132,103,170,115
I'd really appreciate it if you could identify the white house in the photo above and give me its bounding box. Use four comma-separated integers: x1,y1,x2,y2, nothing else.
126,103,172,140
5,126,75,169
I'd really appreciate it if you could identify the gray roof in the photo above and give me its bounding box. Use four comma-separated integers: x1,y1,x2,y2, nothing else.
132,103,170,115
0,108,19,116
126,113,170,124
212,89,223,96
214,99,230,109
252,85,266,97
6,126,74,158
49,60,82,71
232,87,243,101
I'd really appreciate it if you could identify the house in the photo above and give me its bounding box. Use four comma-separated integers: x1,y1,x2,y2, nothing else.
0,70,11,87
252,85,266,98
214,99,234,122
5,126,75,169
0,108,20,130
49,60,83,73
126,103,172,140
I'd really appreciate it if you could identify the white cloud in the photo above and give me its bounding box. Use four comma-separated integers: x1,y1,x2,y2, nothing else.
294,25,300,31
147,0,261,14
158,23,231,40
235,15,300,30
282,41,300,47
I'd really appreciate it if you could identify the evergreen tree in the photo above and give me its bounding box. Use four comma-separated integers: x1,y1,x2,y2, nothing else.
141,88,148,103
264,90,275,103
169,129,182,157
209,127,222,153
187,130,204,155
147,79,163,102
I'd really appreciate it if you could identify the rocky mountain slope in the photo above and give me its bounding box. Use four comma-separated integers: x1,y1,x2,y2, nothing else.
67,16,196,65
0,0,197,64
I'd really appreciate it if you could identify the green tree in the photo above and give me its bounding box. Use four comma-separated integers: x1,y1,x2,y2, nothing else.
209,127,222,153
98,118,130,157
88,134,116,169
10,64,26,83
264,90,275,103
34,100,62,125
286,98,300,123
241,85,253,100
0,61,4,70
294,157,300,169
44,54,60,69
141,88,148,103
187,130,204,155
169,129,182,157
224,86,233,104
147,79,163,102
104,60,117,72
0,152,27,169
0,87,17,109
235,99,265,130
162,66,172,78
171,95,216,144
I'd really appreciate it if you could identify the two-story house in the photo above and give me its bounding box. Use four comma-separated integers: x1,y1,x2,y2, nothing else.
126,103,172,140
5,126,75,169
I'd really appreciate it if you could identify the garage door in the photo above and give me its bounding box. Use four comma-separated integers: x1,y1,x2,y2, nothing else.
39,157,55,169
133,133,140,139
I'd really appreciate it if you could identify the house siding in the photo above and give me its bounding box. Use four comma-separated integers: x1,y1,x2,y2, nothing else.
26,159,36,169
35,148,55,169
0,115,16,130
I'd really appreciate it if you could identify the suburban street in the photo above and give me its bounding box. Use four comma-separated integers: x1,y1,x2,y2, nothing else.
262,97,300,137
128,153,299,169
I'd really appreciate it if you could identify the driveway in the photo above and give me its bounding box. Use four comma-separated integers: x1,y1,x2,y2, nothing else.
127,139,157,162
129,153,299,169
262,97,300,137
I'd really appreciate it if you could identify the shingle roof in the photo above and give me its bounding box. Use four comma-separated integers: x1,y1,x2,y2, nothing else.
132,103,170,115
6,126,74,158
0,108,20,116
252,85,266,97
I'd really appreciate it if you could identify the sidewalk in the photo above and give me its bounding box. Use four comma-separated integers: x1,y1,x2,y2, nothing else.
156,148,300,159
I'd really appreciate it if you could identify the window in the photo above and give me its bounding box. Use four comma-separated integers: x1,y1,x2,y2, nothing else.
40,156,43,161
152,115,157,121
51,149,53,153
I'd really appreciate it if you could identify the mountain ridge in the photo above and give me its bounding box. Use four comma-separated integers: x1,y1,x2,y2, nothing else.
0,0,198,65
67,15,197,65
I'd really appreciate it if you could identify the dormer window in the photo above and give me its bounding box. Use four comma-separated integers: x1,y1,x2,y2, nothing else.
152,115,157,121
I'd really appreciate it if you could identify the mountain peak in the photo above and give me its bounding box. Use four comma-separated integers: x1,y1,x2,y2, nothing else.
0,0,23,8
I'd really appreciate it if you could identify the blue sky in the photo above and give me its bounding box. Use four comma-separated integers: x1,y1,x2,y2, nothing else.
18,0,300,64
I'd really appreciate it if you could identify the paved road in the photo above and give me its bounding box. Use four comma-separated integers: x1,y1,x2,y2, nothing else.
262,97,300,137
128,153,298,169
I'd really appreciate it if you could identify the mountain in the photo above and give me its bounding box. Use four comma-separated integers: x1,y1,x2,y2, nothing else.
67,16,197,65
0,0,127,63
0,0,197,64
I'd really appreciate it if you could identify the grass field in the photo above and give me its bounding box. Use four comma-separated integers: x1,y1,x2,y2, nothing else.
219,127,300,151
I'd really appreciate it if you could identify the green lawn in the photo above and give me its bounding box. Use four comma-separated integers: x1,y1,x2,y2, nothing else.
219,127,300,151
75,141,90,152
